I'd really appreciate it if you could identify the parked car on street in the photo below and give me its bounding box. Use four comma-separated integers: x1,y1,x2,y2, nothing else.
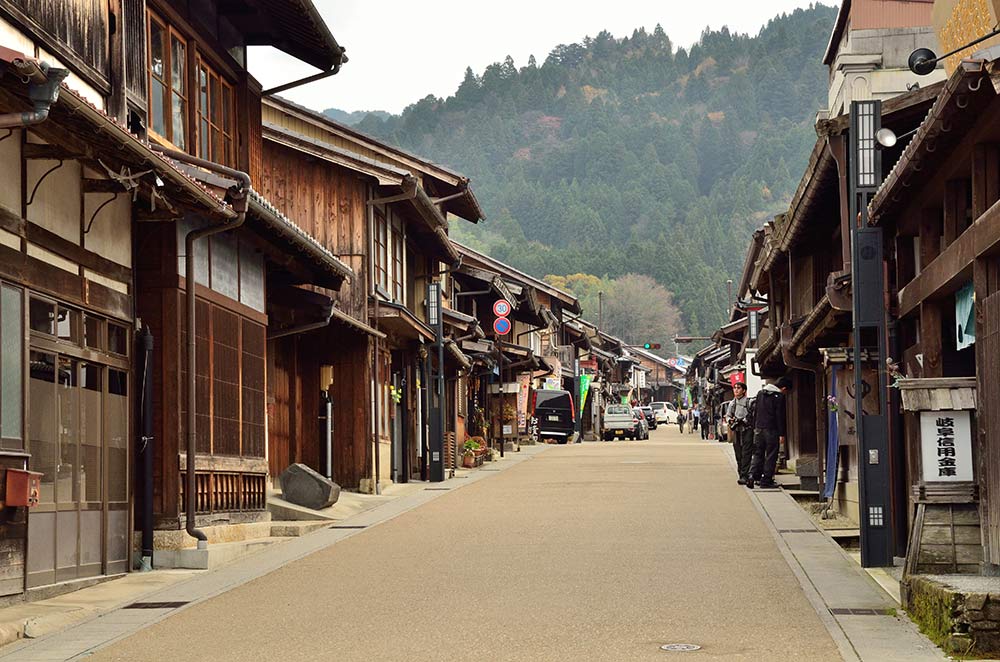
632,408,650,439
531,389,576,444
638,405,657,430
603,404,640,440
650,402,678,424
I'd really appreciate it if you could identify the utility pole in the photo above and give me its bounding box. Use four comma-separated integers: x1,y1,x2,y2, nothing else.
726,279,733,318
598,291,604,330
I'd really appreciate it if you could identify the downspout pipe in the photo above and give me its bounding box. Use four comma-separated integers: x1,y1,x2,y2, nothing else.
139,326,155,571
152,145,250,547
0,59,70,129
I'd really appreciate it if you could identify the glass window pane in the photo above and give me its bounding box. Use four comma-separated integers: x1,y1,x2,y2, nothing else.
149,18,164,78
199,67,208,115
210,73,221,125
108,323,128,356
29,298,55,335
80,364,102,503
2,286,22,441
57,357,78,504
172,93,186,150
56,307,78,343
108,369,128,503
150,79,166,137
200,119,209,160
29,352,56,504
171,36,185,93
222,85,232,135
83,315,103,350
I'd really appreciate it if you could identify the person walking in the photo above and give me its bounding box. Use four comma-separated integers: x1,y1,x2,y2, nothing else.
727,382,754,484
747,377,791,489
677,405,687,434
700,405,711,440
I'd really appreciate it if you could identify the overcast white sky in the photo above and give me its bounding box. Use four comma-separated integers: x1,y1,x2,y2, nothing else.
249,1,835,115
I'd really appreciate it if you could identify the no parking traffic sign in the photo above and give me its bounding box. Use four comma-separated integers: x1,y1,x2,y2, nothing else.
493,317,512,336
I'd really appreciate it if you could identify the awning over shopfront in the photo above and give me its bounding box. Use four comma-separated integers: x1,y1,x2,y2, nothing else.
371,301,435,343
268,286,385,339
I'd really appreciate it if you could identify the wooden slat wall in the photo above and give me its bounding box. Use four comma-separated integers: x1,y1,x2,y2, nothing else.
259,141,369,321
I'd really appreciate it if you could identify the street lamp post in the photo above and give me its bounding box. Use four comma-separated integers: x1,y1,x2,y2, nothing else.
427,282,445,482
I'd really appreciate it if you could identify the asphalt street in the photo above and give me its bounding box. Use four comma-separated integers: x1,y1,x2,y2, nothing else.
90,426,841,661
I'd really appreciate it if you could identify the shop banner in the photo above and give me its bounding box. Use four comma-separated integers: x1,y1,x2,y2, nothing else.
579,374,593,412
517,372,532,433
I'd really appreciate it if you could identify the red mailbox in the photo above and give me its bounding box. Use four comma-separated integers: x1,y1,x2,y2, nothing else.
5,468,42,507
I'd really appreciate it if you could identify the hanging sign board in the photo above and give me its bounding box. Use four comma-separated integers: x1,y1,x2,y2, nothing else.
493,317,512,336
920,410,974,482
516,372,531,433
493,299,512,317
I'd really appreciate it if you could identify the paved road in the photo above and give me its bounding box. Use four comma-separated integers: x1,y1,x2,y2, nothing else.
91,427,841,661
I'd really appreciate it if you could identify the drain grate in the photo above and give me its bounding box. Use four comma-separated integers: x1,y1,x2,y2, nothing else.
829,608,893,616
778,529,820,534
123,601,189,610
425,487,451,491
328,524,368,530
660,643,702,652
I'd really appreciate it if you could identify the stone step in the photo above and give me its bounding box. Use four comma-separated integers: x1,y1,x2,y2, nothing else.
270,521,330,538
153,537,285,570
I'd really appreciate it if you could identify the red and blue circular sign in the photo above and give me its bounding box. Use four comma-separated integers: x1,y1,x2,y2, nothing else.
493,317,512,336
493,299,512,317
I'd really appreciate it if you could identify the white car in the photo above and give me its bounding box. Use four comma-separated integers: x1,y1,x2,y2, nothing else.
650,402,678,425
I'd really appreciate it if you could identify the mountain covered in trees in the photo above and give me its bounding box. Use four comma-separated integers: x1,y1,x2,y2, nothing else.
353,4,838,336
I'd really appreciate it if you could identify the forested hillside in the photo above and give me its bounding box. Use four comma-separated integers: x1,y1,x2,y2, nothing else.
351,4,838,335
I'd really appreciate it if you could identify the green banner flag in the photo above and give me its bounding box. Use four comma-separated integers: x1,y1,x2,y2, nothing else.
579,374,593,411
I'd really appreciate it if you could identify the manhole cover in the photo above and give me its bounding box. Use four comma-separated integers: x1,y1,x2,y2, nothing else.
661,644,701,652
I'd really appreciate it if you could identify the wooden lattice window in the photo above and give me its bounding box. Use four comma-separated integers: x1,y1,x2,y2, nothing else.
147,11,187,150
196,58,235,166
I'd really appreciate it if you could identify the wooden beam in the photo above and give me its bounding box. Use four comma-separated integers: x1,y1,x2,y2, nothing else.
919,302,943,378
943,179,969,248
24,220,131,284
919,207,942,272
23,143,76,160
899,199,1000,316
82,178,123,193
972,143,1000,220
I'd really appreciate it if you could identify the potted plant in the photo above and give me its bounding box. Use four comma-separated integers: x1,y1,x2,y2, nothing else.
462,449,476,468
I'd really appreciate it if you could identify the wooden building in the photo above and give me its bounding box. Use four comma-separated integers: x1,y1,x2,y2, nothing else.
868,53,1000,575
0,0,350,593
258,97,484,491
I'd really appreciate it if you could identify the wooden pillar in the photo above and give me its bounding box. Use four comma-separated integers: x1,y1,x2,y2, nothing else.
972,143,1000,220
943,180,970,248
919,207,942,273
919,301,943,378
974,256,1000,565
829,135,852,271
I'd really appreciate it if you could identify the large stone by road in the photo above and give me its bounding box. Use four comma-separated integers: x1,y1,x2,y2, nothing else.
91,428,840,661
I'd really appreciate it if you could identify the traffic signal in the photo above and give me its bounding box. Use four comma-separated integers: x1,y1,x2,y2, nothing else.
643,343,662,350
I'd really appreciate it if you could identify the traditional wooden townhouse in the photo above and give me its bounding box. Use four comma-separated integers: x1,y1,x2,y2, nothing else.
257,97,485,491
0,0,351,595
867,52,1000,583
451,243,582,449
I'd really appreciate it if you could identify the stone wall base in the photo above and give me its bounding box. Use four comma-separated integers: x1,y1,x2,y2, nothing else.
905,575,1000,656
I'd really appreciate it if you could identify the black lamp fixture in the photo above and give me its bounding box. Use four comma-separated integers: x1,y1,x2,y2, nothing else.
909,25,1000,75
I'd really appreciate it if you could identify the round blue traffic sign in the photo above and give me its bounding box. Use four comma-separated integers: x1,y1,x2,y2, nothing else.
493,317,512,336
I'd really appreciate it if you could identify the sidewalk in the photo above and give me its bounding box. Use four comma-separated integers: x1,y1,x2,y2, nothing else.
726,445,946,661
0,445,546,661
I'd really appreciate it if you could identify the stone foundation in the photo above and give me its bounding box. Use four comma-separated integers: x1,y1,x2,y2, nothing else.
133,520,274,553
906,575,1000,656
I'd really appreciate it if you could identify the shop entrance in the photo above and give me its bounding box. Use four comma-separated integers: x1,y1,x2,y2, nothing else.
25,297,130,588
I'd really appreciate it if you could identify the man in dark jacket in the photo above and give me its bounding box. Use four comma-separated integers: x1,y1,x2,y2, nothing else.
747,376,792,489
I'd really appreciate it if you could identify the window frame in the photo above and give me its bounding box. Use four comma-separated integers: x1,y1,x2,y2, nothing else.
195,56,236,167
146,10,189,151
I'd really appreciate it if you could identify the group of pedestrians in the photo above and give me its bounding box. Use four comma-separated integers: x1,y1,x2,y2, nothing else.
725,376,791,490
676,402,711,439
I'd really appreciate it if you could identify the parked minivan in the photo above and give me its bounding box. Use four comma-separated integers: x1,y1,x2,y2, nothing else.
531,389,576,443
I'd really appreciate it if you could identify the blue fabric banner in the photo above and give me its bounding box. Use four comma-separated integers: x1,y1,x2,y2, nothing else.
823,367,840,499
